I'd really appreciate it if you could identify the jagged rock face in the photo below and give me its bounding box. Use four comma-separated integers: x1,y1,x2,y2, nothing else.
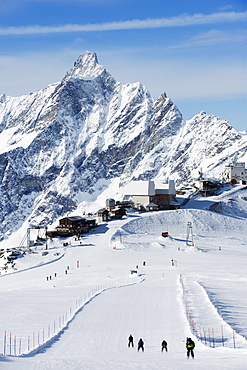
147,111,245,184
167,112,243,182
0,51,246,239
119,93,184,184
0,52,158,237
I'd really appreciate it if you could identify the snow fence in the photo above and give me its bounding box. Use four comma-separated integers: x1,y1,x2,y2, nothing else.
1,275,145,357
179,274,241,349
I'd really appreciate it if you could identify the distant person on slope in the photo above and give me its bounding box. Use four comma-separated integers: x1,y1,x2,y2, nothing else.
137,338,144,352
186,337,195,359
161,339,168,352
128,334,134,347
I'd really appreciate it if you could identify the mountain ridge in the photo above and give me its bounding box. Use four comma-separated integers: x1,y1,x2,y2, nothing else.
0,51,246,240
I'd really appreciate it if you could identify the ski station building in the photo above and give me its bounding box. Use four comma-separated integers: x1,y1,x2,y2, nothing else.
223,162,247,184
120,179,179,210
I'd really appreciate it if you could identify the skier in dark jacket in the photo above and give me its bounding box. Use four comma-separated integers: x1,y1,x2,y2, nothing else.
186,337,195,359
161,339,168,352
128,334,134,347
137,338,144,352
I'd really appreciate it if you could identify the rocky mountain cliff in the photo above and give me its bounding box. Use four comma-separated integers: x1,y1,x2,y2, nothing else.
0,51,246,240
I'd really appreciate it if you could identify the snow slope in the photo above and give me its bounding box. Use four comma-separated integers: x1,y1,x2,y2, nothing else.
0,187,247,369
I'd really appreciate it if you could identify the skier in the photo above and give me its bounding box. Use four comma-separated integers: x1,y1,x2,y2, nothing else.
128,334,134,347
137,338,144,352
186,337,195,359
161,339,168,352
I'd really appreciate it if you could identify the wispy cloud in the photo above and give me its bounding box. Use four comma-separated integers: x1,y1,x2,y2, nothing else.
168,29,247,48
220,5,233,11
0,11,247,35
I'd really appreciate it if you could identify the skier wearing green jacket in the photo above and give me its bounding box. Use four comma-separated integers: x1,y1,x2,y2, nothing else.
186,337,195,359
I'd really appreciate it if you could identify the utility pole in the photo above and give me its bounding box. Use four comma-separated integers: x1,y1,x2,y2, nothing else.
27,228,31,249
186,222,194,246
45,225,48,250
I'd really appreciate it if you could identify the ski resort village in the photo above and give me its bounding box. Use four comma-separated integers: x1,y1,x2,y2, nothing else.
0,52,247,369
0,160,247,369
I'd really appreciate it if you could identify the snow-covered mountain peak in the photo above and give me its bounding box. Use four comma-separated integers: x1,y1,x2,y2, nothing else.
0,50,246,242
188,111,240,137
65,51,106,79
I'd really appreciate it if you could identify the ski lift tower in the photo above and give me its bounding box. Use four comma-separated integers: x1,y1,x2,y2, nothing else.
19,225,48,250
186,222,194,246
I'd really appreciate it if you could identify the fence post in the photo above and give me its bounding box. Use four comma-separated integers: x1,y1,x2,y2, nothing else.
203,328,207,345
232,326,236,348
3,331,6,356
9,333,12,356
14,336,16,356
19,338,22,355
221,325,224,347
191,320,195,334
212,328,215,348
208,328,211,347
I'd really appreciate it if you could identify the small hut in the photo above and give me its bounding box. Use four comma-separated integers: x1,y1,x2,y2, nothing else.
110,207,127,219
146,202,159,211
97,208,109,223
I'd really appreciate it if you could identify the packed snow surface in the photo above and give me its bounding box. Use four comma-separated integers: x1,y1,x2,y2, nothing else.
0,188,247,369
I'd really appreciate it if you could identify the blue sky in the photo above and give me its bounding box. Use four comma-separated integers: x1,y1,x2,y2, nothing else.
0,0,246,131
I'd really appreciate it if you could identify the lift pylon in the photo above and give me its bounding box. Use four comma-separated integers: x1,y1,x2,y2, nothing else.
19,225,48,250
186,222,194,246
